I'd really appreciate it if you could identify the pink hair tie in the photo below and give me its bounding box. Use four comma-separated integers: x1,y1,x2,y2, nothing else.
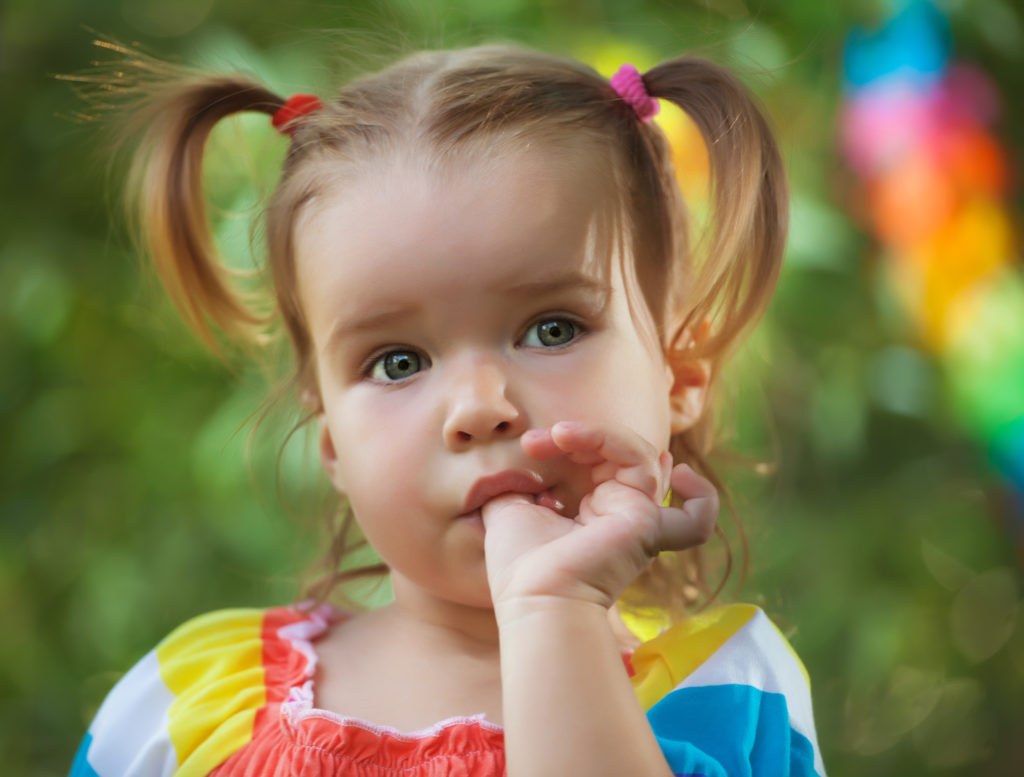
610,63,659,122
272,93,323,136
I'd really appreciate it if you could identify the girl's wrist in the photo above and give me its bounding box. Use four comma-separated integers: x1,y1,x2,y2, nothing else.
493,593,610,632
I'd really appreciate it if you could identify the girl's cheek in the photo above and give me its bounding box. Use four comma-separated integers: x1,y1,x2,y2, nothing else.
357,395,430,448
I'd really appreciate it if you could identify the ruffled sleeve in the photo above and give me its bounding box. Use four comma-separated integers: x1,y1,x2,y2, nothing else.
69,606,324,777
627,604,826,777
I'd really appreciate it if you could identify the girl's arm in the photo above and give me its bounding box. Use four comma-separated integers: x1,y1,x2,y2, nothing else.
496,596,673,777
482,422,718,777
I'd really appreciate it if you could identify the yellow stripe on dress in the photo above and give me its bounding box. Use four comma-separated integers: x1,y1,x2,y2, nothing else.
155,609,267,777
629,604,759,711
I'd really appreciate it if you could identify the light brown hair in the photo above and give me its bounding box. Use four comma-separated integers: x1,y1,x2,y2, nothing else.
91,41,786,621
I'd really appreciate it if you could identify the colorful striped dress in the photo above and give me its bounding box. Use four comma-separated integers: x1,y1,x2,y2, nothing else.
70,603,826,776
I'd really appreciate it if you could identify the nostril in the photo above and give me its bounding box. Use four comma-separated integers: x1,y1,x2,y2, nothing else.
458,431,472,442
495,421,509,433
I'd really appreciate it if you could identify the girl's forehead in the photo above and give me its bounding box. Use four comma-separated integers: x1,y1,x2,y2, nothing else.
294,149,617,318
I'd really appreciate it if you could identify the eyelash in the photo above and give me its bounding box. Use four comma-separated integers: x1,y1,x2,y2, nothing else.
358,314,587,383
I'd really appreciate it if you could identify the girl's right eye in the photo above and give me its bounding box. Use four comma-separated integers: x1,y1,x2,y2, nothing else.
367,350,428,382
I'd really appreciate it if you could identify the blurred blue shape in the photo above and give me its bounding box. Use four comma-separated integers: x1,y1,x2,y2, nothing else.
992,418,1024,497
843,0,951,90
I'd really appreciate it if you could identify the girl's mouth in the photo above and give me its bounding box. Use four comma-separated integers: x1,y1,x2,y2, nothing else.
458,488,567,531
461,469,545,515
461,471,566,516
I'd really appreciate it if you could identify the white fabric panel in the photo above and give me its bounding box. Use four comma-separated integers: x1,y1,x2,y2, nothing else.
86,649,179,777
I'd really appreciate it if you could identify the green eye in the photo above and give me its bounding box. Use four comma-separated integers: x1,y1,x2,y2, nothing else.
524,318,576,347
370,350,424,381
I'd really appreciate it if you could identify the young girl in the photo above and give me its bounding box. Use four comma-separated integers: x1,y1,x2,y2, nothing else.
69,41,825,777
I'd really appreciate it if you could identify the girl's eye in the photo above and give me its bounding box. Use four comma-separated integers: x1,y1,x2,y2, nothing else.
522,318,577,348
369,350,425,381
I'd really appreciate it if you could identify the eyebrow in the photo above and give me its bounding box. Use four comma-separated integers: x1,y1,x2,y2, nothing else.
324,306,419,351
499,271,611,299
323,270,611,354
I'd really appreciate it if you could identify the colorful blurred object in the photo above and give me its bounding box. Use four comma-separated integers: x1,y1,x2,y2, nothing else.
839,0,1024,548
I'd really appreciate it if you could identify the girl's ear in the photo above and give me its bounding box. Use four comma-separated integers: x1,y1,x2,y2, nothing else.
317,414,347,493
667,356,711,433
665,324,712,433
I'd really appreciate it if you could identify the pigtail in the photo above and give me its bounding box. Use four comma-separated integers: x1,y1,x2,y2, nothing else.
105,44,286,351
644,58,788,362
617,60,787,617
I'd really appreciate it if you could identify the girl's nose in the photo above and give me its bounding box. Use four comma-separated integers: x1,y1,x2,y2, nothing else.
442,360,526,450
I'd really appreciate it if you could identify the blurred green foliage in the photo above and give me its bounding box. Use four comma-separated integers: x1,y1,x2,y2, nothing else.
2,1,1022,775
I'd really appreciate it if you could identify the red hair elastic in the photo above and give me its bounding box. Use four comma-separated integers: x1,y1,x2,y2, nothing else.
272,94,323,135
610,64,659,122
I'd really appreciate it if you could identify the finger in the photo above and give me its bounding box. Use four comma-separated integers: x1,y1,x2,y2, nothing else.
549,422,643,463
656,504,717,550
480,492,535,522
657,464,719,549
521,425,605,465
523,423,645,466
519,427,566,461
548,422,663,497
669,462,717,503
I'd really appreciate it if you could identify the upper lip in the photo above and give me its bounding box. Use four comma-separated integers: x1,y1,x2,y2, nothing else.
462,470,547,514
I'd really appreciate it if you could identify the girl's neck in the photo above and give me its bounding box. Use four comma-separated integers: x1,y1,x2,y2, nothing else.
378,575,642,653
385,573,502,655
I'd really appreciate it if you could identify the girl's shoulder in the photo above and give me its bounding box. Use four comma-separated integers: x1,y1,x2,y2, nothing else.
70,604,334,777
627,603,827,777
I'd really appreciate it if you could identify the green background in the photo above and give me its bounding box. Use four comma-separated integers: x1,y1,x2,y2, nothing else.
2,1,1022,775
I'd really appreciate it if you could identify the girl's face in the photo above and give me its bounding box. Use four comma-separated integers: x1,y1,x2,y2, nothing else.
296,149,679,610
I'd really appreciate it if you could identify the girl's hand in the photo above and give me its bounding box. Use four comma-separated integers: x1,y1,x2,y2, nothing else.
481,421,718,611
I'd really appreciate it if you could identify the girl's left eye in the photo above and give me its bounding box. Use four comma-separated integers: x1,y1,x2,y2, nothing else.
521,317,578,348
368,350,427,382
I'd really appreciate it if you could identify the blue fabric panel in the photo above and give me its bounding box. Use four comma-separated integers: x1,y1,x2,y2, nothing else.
69,733,102,777
647,684,822,777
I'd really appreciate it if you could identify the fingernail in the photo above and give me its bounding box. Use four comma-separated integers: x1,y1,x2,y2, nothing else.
557,421,581,431
537,490,565,514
